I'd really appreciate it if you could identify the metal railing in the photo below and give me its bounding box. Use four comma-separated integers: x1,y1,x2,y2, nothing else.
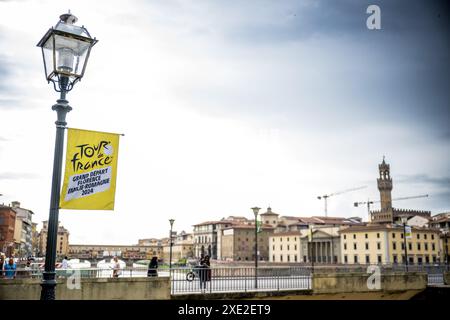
170,266,312,295
0,267,162,279
2,263,447,288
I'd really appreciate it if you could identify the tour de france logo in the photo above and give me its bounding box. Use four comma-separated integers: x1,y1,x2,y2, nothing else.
64,140,115,201
70,140,114,172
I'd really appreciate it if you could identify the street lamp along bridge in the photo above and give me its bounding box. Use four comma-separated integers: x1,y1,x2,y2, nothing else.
37,11,97,300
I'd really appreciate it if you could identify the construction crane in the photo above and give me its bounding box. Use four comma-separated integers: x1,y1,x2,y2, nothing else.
318,185,367,217
354,194,429,216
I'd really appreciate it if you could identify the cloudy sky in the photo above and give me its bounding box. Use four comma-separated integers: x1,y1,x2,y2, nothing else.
0,0,448,245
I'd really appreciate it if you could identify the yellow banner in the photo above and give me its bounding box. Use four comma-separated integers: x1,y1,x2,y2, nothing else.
60,128,120,210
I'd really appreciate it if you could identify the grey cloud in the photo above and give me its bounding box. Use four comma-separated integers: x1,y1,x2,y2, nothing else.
441,131,450,141
0,55,11,93
211,0,448,45
170,0,449,134
426,190,450,213
0,98,24,109
397,174,450,189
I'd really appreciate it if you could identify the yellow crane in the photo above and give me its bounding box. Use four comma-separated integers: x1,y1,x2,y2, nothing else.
317,185,367,217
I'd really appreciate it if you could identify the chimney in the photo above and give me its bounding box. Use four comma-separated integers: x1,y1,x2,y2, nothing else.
11,201,20,208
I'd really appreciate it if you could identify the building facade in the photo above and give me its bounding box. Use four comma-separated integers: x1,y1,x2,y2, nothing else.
193,217,246,259
193,209,362,262
39,220,70,257
31,222,39,257
269,227,342,264
260,207,280,227
0,205,16,256
10,202,34,258
302,227,341,264
430,212,450,230
340,224,441,265
220,224,274,261
269,231,303,263
193,221,222,259
161,231,194,263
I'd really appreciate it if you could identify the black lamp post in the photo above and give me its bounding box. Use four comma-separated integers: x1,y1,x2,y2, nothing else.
169,219,175,270
401,216,409,272
37,12,97,300
251,207,260,289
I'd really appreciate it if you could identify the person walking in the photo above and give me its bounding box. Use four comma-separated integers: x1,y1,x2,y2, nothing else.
147,257,158,277
0,254,5,278
112,256,121,278
61,256,69,269
199,255,211,292
59,256,70,278
204,255,211,283
198,256,206,291
4,258,16,279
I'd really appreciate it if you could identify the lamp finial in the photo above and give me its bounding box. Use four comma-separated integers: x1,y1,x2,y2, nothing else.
60,11,78,24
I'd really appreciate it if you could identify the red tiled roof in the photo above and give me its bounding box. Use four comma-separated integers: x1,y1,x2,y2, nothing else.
431,217,450,223
297,217,319,222
193,220,232,226
223,223,274,230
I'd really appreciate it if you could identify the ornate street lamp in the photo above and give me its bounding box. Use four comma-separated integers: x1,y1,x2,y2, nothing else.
251,207,261,289
37,12,97,300
37,12,98,93
169,219,175,270
401,216,409,272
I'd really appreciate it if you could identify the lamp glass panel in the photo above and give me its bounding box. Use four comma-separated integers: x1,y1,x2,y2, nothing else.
41,43,54,80
43,33,91,77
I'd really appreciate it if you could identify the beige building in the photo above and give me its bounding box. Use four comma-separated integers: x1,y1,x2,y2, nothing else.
11,201,34,257
193,208,361,262
39,221,70,258
220,224,274,261
260,207,280,227
428,212,450,262
340,224,441,265
269,227,341,264
193,217,249,259
193,220,226,259
269,231,303,263
31,222,39,256
161,231,194,263
430,212,450,230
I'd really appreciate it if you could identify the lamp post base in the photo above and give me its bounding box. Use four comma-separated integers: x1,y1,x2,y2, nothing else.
40,271,57,300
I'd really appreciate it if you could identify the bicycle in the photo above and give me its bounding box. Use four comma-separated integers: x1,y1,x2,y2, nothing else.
186,265,201,282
